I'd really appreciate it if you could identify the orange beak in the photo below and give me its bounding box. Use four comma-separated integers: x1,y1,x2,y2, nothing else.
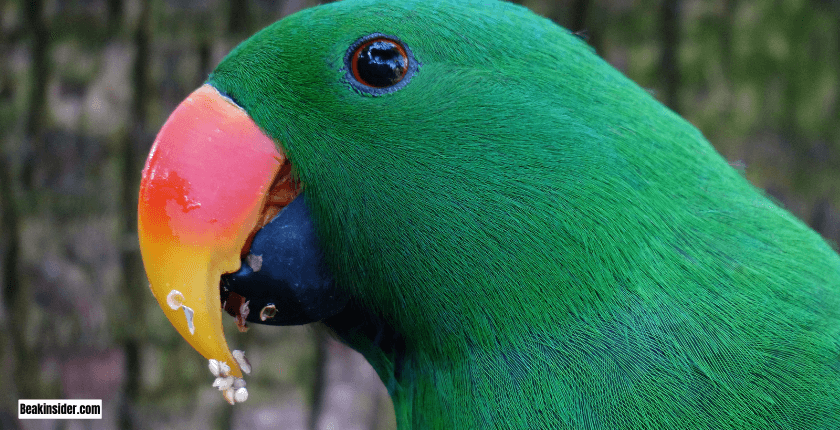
138,84,283,377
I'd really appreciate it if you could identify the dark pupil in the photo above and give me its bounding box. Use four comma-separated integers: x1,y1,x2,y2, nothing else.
356,41,407,88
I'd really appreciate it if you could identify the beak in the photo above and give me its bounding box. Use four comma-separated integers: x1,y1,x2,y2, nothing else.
138,84,295,377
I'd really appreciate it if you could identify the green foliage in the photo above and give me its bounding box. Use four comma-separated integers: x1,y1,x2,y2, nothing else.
210,0,840,428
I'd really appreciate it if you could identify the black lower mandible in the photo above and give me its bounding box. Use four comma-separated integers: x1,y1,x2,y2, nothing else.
221,193,348,325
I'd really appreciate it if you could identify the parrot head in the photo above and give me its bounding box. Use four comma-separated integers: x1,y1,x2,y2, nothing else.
138,0,840,424
137,0,729,381
140,0,609,378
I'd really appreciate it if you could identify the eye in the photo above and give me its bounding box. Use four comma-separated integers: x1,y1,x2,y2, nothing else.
345,33,418,95
352,38,407,87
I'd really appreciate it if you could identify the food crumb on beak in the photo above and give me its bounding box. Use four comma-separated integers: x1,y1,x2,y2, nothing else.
213,376,234,390
166,290,195,335
209,357,249,405
237,301,250,332
223,291,250,332
209,359,221,377
182,306,195,335
223,388,236,405
233,350,251,374
247,254,263,272
234,388,248,403
166,290,185,310
259,304,277,321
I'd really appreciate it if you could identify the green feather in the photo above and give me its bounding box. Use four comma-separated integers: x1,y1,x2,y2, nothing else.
209,0,840,428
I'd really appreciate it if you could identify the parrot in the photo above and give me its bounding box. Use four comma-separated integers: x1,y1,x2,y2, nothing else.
136,0,840,428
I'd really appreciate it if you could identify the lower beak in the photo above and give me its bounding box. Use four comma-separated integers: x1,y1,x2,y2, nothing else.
137,84,295,377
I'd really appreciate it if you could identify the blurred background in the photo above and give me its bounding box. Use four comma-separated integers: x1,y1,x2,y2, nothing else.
1,0,838,428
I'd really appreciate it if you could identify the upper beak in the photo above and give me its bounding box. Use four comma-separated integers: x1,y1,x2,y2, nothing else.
137,84,293,377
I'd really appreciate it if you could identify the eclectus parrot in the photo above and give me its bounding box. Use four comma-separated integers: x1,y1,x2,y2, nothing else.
137,0,840,428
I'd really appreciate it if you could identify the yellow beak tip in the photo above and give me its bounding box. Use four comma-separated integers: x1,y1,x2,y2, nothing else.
138,84,283,380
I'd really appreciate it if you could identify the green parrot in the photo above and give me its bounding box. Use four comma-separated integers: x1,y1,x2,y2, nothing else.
136,0,840,428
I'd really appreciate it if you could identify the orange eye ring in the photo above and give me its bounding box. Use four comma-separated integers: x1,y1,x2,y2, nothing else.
345,33,418,95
